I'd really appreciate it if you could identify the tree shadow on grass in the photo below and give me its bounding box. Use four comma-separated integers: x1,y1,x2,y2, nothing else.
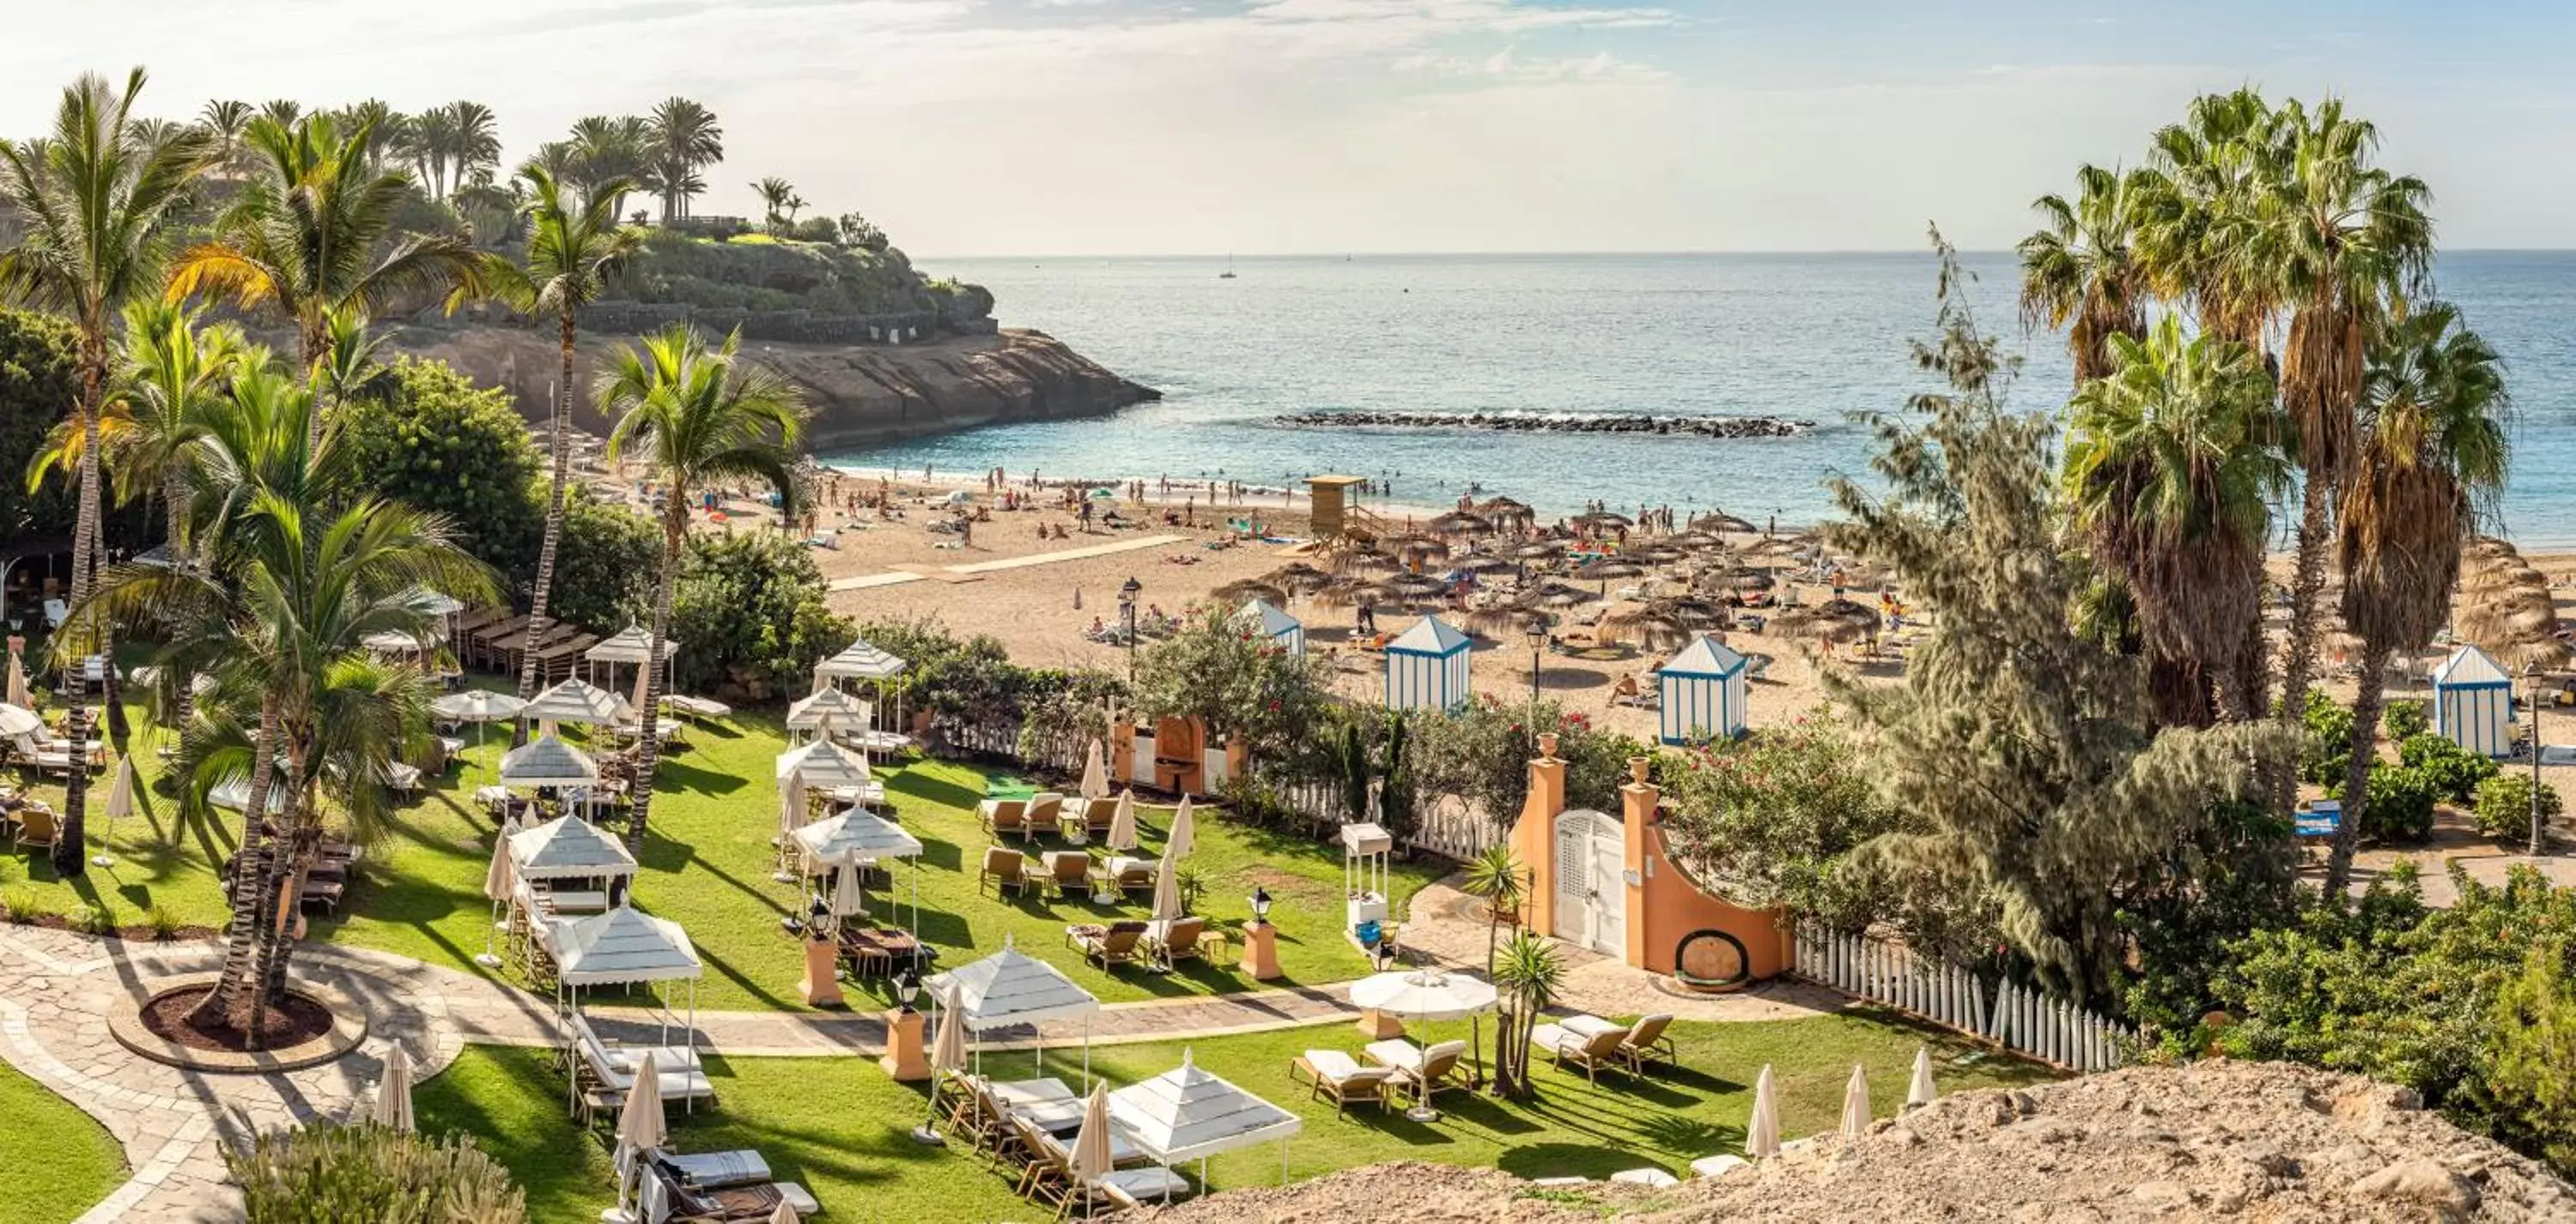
656,758,749,797
1493,1140,1643,1180
887,770,983,811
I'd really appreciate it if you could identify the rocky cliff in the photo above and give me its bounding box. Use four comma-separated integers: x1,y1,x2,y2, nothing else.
382,323,1160,451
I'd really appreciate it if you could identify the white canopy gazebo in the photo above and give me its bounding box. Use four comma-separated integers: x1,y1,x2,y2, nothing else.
584,624,678,712
507,814,638,882
361,630,423,657
550,904,707,1113
774,737,879,880
1107,1050,1303,1183
787,686,872,737
793,809,927,932
521,677,634,727
499,734,599,789
925,936,1102,1081
814,637,909,742
1235,599,1304,657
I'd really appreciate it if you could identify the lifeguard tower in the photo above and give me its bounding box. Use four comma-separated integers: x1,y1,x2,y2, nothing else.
1305,475,1374,542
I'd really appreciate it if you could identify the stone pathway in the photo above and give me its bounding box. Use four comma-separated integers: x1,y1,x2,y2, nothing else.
2,872,1834,1223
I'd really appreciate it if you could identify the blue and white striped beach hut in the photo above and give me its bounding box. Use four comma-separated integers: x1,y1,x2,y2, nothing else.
1385,615,1472,712
1657,634,1749,745
1236,599,1305,657
2433,645,2515,758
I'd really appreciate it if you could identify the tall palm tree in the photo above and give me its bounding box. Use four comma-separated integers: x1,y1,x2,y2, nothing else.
646,98,724,223
2251,98,2434,757
487,165,643,708
405,105,459,201
0,69,215,876
2016,163,2163,385
167,112,486,444
567,116,650,217
752,177,799,235
198,100,253,178
2142,88,2287,356
599,326,804,853
446,102,502,192
2063,316,2288,724
81,368,490,1041
2326,304,2508,892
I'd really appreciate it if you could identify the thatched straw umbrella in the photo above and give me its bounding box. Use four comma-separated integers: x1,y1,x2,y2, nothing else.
1211,579,1287,608
1691,512,1758,536
1776,597,1881,640
1626,544,1687,567
1315,578,1395,609
1449,552,1516,576
1428,511,1487,536
1521,581,1600,611
1599,604,1693,651
1388,535,1451,568
1573,511,1631,531
1514,540,1566,561
1477,497,1534,527
1574,558,1647,594
1704,567,1777,594
1334,546,1400,576
1261,562,1334,595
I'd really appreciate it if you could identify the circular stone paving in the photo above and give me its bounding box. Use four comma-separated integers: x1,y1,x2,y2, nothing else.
109,973,370,1074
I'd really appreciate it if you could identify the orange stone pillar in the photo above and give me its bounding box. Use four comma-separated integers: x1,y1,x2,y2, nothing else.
880,1007,929,1080
799,938,844,1009
1239,923,1281,980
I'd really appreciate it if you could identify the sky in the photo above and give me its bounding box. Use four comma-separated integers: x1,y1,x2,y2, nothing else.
6,1,2575,255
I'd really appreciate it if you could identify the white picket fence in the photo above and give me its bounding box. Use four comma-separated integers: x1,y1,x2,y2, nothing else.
1791,926,2133,1073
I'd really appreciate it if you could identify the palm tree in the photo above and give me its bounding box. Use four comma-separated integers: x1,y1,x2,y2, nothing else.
2016,164,2162,385
486,165,644,708
2143,88,2286,356
599,326,804,852
2326,304,2508,891
2251,98,2434,756
567,116,650,216
0,69,215,876
167,112,487,444
752,177,799,235
1458,844,1527,977
446,102,502,193
197,100,253,178
1489,929,1564,1097
80,367,491,1041
2063,315,2288,724
405,105,459,201
646,98,724,223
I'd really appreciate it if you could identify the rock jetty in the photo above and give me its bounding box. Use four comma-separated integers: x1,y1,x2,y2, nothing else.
1273,410,1811,439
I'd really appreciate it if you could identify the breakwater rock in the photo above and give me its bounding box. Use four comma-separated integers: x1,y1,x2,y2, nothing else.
1273,410,1812,439
386,324,1159,451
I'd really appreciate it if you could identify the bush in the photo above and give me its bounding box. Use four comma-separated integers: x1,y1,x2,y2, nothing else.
2400,732,2499,804
343,357,542,576
667,529,853,700
2474,773,2564,840
1,890,37,924
228,1121,526,1224
2481,951,2576,1172
0,308,82,542
2360,763,2439,843
2384,699,2431,743
1656,710,1911,931
1130,603,1333,765
544,493,659,632
2300,689,2354,787
146,904,182,942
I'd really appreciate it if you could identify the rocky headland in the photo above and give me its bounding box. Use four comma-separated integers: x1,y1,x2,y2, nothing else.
1275,410,1812,439
386,321,1157,451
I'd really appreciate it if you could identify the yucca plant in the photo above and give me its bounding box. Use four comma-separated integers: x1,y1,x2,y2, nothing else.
1459,844,1527,978
1490,929,1564,1098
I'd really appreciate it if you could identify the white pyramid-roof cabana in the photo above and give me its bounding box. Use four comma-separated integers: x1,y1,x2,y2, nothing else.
2433,643,2517,758
815,638,908,681
1107,1051,1303,1164
586,624,678,664
1389,615,1469,655
507,814,637,881
2434,643,2512,687
499,734,600,788
521,677,634,724
775,737,872,788
1236,599,1304,656
793,809,924,864
1385,615,1473,712
786,685,872,730
1657,633,1750,745
361,630,422,653
552,905,702,985
926,939,1101,1031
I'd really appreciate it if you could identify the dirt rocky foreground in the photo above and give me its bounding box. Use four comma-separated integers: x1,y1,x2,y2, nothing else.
1143,1062,2576,1223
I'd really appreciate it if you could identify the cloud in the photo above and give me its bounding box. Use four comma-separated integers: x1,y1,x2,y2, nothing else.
1394,47,1668,82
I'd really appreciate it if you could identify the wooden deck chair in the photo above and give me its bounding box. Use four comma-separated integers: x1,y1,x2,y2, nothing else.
1071,920,1146,970
1615,1013,1678,1075
1005,1115,1074,1214
13,806,61,851
1289,1050,1393,1117
1099,856,1157,899
1529,1021,1631,1083
979,798,1030,841
980,846,1030,897
1367,1038,1467,1104
1078,796,1118,839
1024,792,1065,837
1157,916,1208,967
1042,851,1091,900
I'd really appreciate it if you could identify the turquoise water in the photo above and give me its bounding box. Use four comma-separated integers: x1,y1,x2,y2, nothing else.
829,251,2576,542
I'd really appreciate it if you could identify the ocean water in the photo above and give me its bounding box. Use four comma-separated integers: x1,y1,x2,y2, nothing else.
829,251,2576,543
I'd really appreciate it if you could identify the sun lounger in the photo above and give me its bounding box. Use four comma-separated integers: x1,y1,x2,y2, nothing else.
980,846,1030,897
1364,1037,1467,1104
653,1148,769,1189
1611,1168,1680,1187
1024,791,1065,835
569,1013,705,1075
12,807,61,851
639,1160,785,1224
663,694,731,722
1098,855,1157,898
1067,920,1146,970
1040,850,1091,899
1075,796,1118,840
978,798,1030,841
1614,1013,1677,1075
1151,915,1208,968
572,1023,715,1107
1087,1166,1194,1211
1528,1021,1631,1083
1290,1050,1394,1116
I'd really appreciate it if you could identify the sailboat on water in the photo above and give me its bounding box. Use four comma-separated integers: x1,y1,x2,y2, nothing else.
1218,253,1237,280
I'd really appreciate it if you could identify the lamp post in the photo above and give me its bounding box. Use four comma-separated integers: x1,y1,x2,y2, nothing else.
1240,884,1281,979
1250,886,1273,927
2529,661,2549,857
1522,619,1546,708
1119,577,1142,681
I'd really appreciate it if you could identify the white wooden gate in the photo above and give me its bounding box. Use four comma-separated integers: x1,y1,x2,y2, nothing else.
1552,809,1624,957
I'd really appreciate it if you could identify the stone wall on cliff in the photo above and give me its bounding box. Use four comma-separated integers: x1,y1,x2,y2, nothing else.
384,323,1158,451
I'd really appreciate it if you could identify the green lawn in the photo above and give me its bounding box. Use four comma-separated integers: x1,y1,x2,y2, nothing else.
3,690,1444,1012
415,1009,2055,1222
0,1058,124,1224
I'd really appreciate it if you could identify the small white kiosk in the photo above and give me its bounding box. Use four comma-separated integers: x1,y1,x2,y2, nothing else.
2433,644,2516,758
1340,821,1393,933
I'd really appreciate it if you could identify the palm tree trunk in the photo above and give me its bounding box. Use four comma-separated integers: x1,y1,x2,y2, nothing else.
52,343,108,878
2274,475,2336,803
300,319,327,451
2225,615,2270,724
164,475,196,732
249,738,313,1028
517,314,580,723
189,694,283,1027
2324,643,2393,896
623,496,687,856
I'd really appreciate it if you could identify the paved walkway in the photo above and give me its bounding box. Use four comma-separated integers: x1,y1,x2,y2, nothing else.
826,534,1187,591
2,871,1834,1222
